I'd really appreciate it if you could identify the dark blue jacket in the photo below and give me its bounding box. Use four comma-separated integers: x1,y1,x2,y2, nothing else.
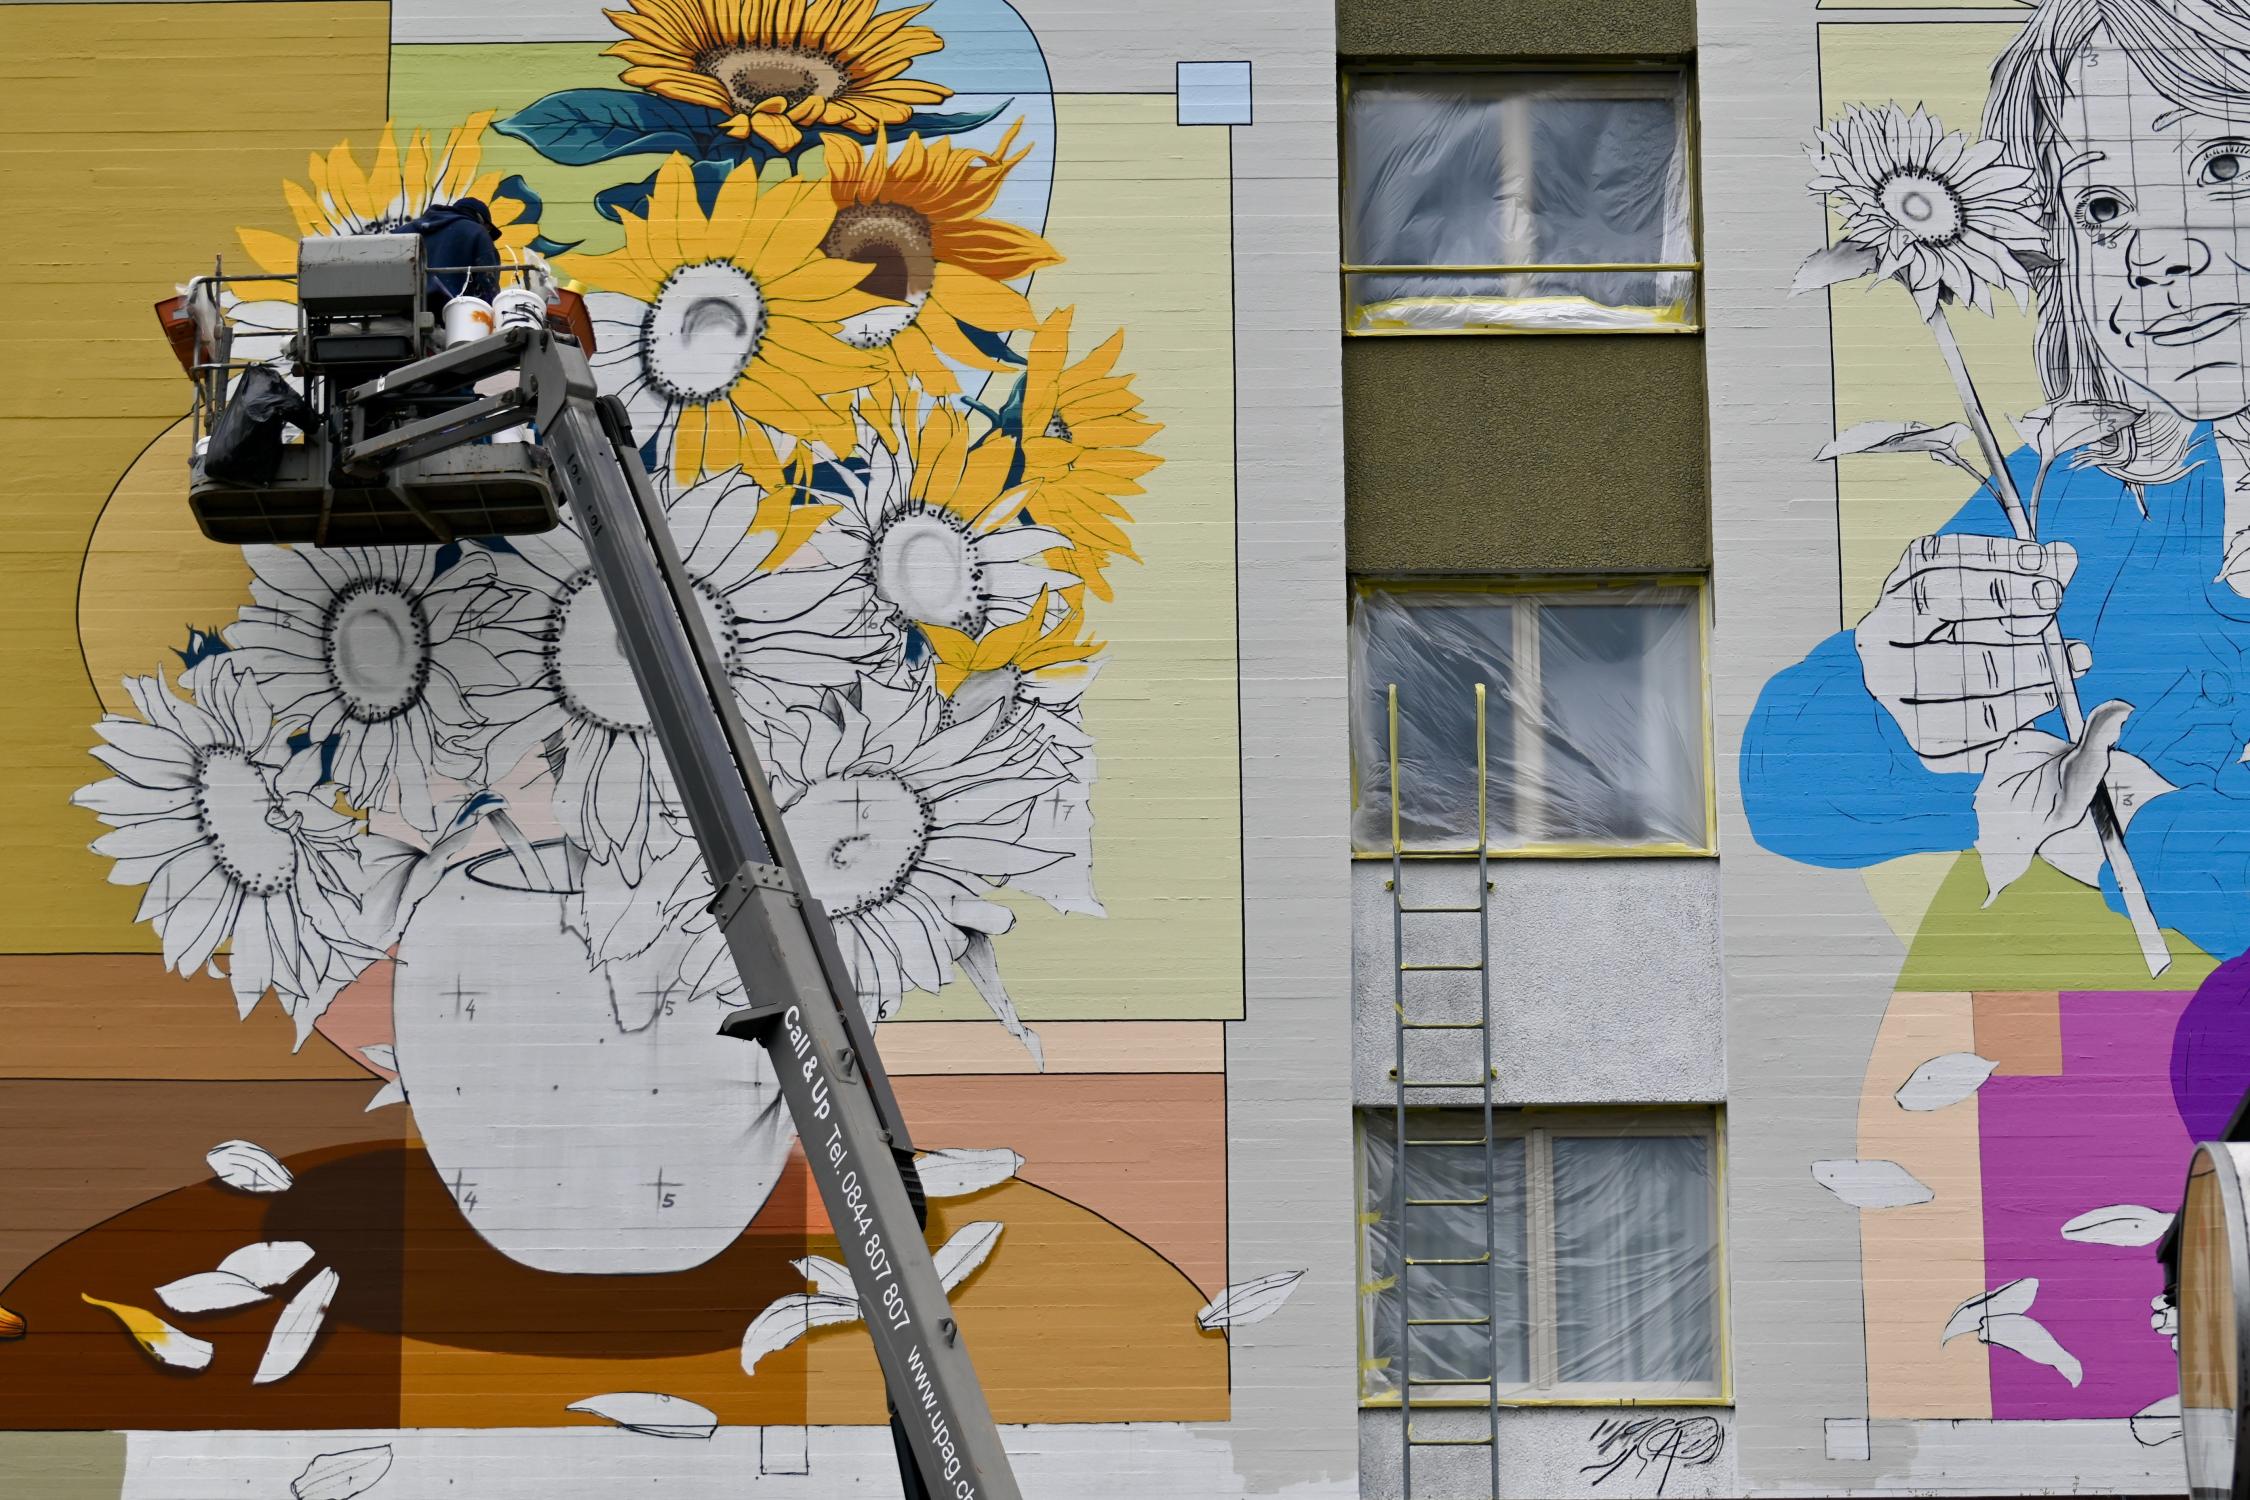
401,200,500,307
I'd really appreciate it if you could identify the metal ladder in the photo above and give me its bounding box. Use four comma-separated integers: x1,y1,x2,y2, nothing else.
1386,682,1501,1500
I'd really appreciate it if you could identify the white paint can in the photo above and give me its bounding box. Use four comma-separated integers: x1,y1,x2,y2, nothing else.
441,294,494,346
492,286,546,334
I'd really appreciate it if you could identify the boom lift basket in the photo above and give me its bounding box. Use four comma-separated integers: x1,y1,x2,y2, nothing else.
173,235,575,546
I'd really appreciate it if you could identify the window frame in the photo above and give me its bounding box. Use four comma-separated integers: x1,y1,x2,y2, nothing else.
1354,1105,1733,1409
1346,574,1717,859
1337,61,1706,338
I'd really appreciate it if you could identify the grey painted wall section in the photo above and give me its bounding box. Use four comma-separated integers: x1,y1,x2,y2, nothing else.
1360,1407,1737,1499
1344,338,1712,576
1335,0,1699,61
1350,859,1724,1108
1697,0,1907,1487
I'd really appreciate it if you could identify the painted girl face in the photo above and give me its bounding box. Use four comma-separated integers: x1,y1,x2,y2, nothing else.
2059,40,2250,420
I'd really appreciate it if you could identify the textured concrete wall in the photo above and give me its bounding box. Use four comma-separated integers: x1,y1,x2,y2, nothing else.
1360,1407,1737,1499
1344,337,1712,576
1337,0,1699,61
1350,859,1724,1107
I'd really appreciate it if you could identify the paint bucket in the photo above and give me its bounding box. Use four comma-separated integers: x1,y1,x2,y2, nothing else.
441,295,495,347
492,287,546,335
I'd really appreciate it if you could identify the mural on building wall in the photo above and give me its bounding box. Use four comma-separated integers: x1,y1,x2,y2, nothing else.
1743,0,2250,1459
0,0,1282,1490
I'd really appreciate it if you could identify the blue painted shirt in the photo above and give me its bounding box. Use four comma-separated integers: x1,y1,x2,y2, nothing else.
1742,427,2250,961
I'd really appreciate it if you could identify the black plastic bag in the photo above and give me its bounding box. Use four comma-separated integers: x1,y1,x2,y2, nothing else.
204,367,314,485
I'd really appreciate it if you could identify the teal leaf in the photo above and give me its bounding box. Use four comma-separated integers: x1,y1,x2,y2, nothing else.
496,89,746,167
952,321,1027,367
491,173,545,226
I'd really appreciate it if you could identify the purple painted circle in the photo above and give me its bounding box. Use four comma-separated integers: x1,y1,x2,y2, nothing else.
2172,950,2250,1140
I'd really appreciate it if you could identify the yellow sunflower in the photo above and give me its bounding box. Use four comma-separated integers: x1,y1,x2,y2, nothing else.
820,122,1061,416
228,114,538,357
1017,307,1164,602
922,586,1103,699
554,154,890,485
603,0,952,154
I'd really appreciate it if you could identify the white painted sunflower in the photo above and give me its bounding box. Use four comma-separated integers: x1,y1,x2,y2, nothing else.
472,465,893,893
757,674,1072,1027
816,406,1076,638
1808,102,2046,320
220,545,517,834
72,659,384,1044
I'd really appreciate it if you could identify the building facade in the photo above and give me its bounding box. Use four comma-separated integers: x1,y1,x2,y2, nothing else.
0,0,2229,1495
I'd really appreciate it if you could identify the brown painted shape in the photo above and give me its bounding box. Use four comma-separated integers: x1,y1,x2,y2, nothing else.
0,1141,403,1429
892,1072,1229,1297
0,1080,404,1289
1972,990,2064,1077
0,956,364,1080
2,1134,1225,1429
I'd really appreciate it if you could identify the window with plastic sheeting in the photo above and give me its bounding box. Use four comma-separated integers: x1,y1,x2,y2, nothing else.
1341,69,1698,334
1358,1110,1724,1405
1347,580,1711,855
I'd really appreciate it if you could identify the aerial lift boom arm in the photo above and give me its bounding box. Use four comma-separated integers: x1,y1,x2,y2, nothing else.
309,317,1023,1499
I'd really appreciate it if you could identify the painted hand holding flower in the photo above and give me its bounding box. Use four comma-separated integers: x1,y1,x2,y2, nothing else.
1798,102,2171,973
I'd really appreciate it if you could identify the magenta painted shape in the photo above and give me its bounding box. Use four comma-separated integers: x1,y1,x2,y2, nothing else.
1976,990,2189,1419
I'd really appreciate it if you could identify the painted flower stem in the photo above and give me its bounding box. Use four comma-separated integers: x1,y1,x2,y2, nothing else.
1929,305,2170,974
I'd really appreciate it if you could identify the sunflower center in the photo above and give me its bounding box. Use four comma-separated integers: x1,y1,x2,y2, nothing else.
822,202,937,304
1878,172,1964,243
789,773,931,915
840,294,927,351
873,505,984,633
700,44,850,113
644,260,767,405
550,569,737,734
944,665,1023,726
323,579,432,723
194,746,295,897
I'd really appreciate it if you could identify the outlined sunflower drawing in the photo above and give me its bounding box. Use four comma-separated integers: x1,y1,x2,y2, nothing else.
1808,102,2047,320
73,660,384,1043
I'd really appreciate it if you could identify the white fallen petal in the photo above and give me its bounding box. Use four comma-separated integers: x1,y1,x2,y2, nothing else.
792,1254,856,1298
2062,1204,2174,1247
363,1079,406,1112
1196,1270,1307,1331
155,1270,269,1315
359,1044,397,1071
218,1240,316,1289
935,1222,1003,1292
1895,1053,1998,1111
206,1139,293,1193
292,1444,393,1500
1943,1277,2040,1342
80,1293,214,1370
918,1148,1023,1199
565,1390,718,1440
1812,1159,1935,1209
2132,1394,2183,1447
254,1266,339,1385
1982,1311,2084,1387
740,1293,861,1376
